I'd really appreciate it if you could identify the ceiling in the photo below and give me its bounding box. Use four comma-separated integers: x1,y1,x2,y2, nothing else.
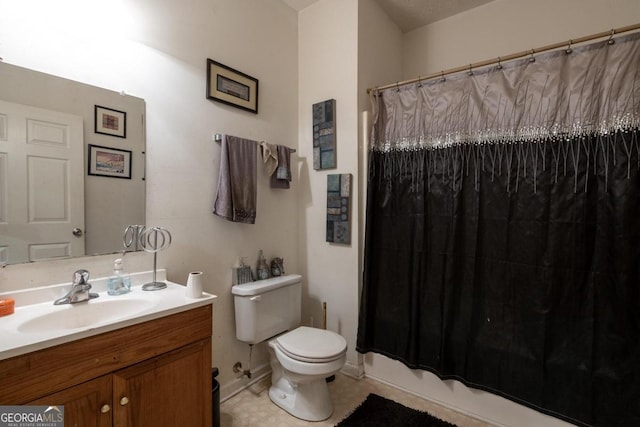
281,0,496,32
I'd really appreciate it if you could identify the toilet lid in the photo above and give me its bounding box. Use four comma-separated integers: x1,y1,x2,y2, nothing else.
276,326,347,363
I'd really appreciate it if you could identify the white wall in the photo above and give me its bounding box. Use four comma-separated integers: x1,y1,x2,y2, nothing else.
298,0,362,375
364,1,640,426
296,0,403,380
0,0,299,395
404,0,640,78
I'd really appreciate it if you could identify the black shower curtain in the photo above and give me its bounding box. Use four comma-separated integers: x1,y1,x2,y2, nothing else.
357,132,640,427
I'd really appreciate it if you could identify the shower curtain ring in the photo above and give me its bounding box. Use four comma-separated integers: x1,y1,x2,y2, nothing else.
565,40,573,54
529,49,535,63
417,76,423,87
497,57,502,69
467,64,473,76
395,81,400,92
608,29,615,45
440,71,446,82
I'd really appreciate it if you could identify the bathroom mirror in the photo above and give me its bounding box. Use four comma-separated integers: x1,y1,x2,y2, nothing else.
0,62,146,265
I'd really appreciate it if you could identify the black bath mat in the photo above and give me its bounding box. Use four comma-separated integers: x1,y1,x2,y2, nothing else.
336,393,458,427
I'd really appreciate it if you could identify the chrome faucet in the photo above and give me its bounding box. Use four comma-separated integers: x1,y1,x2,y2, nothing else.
54,269,99,305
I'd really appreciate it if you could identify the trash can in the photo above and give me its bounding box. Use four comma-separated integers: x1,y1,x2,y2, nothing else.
212,367,220,427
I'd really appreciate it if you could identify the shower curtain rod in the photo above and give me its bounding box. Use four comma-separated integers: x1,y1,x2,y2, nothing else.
367,22,640,94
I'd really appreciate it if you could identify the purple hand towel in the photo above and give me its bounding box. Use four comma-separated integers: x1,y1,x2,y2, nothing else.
270,145,293,189
213,135,257,224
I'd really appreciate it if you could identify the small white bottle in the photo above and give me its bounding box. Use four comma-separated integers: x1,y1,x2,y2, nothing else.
107,258,131,295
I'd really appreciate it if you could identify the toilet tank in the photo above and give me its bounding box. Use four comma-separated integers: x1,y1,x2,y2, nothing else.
232,274,302,344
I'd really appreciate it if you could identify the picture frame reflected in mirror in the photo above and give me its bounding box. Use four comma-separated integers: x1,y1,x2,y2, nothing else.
88,144,132,179
95,105,127,138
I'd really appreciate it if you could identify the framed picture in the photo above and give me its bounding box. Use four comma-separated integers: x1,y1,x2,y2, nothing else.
313,99,336,170
88,144,132,179
326,173,352,244
206,59,259,114
95,105,127,138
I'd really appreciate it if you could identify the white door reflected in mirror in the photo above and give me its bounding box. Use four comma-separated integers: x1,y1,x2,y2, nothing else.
0,100,84,264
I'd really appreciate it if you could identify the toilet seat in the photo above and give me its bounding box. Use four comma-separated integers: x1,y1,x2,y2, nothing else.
275,326,347,363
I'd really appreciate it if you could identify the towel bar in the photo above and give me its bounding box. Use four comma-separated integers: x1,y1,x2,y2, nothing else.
213,133,296,153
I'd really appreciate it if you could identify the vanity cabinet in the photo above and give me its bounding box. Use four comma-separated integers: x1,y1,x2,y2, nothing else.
1,305,212,427
112,340,209,426
28,376,111,427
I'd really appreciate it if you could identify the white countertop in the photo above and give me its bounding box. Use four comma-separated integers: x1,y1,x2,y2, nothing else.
0,270,217,360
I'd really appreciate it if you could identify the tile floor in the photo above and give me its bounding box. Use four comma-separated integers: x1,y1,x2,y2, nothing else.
220,373,495,427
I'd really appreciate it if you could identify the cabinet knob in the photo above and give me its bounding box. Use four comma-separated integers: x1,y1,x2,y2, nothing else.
119,397,130,406
100,404,111,414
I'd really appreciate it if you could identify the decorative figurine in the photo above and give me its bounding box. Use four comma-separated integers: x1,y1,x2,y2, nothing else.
271,257,284,277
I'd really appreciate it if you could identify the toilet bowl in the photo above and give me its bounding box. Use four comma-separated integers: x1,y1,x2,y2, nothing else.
268,326,347,421
231,275,348,421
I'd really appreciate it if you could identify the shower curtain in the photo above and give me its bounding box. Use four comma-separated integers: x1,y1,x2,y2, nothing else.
358,33,640,427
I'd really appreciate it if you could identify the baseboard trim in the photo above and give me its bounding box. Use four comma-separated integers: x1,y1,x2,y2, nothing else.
221,359,365,402
220,362,271,403
341,360,365,379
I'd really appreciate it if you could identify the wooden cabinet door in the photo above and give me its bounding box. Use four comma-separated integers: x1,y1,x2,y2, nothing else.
28,375,112,427
112,339,212,427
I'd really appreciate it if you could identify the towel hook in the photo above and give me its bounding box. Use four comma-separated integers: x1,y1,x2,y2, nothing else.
608,29,615,45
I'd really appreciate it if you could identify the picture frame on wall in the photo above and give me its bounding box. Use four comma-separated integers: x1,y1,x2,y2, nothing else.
326,173,352,244
88,144,132,179
313,99,336,170
206,59,259,114
94,105,127,138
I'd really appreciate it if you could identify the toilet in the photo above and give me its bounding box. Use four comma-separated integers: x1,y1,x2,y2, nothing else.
232,274,347,421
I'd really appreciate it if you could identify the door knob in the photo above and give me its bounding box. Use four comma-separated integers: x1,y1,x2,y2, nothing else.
100,404,111,414
72,228,83,237
119,396,129,406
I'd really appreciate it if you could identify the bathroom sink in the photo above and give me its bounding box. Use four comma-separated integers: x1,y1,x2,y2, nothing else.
17,298,154,333
0,270,218,361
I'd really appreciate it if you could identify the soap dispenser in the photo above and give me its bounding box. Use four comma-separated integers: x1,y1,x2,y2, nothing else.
107,258,132,295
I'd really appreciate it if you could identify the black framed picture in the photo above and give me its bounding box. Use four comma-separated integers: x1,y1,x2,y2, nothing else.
206,59,259,114
88,144,132,179
94,105,127,138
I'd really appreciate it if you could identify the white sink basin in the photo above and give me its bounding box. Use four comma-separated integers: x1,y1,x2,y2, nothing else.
0,270,217,361
17,298,154,333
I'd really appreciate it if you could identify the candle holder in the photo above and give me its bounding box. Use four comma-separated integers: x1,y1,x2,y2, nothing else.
139,226,172,291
